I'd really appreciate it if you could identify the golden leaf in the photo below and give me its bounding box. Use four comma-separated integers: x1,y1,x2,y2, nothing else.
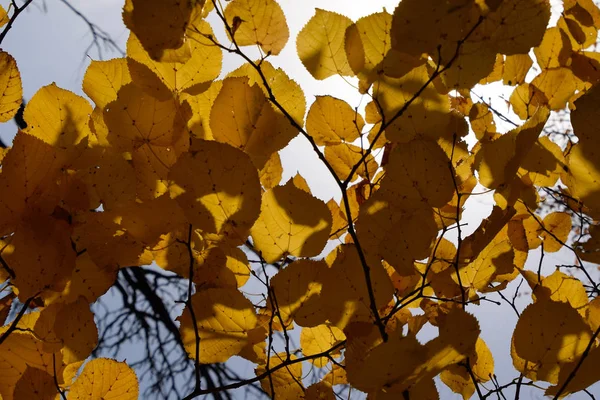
68,358,138,399
224,0,289,55
179,288,258,363
0,51,22,122
251,183,332,263
297,9,354,80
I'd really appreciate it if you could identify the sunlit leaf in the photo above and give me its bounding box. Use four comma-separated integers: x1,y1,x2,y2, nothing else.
67,358,138,399
0,51,22,122
297,9,354,80
179,288,258,363
251,183,332,263
224,0,289,55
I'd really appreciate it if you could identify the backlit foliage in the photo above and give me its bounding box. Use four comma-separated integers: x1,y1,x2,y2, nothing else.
1,0,600,398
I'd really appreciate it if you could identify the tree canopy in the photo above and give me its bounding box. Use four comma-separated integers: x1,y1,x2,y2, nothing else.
1,0,600,399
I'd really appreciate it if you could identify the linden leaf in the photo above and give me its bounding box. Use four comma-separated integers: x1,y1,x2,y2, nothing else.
259,151,283,189
528,270,589,315
251,184,333,263
0,5,8,27
82,58,132,109
325,143,378,182
0,132,66,235
503,54,533,86
23,83,92,147
306,95,364,145
530,67,582,110
2,214,76,300
539,212,571,252
297,9,354,80
545,345,600,398
42,252,117,305
565,144,600,216
0,51,22,122
512,299,593,383
476,106,550,189
169,140,261,244
227,61,306,126
224,0,289,55
127,18,222,95
453,227,514,294
53,298,98,365
256,353,304,399
270,259,327,327
13,367,57,400
345,11,393,90
178,288,258,363
319,244,393,329
0,330,59,400
122,0,194,60
305,381,336,400
518,136,565,187
440,338,494,399
373,65,451,142
67,358,138,400
301,324,346,367
104,83,188,151
210,77,298,168
534,27,573,69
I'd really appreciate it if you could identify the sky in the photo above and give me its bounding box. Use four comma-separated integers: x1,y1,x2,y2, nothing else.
1,0,598,399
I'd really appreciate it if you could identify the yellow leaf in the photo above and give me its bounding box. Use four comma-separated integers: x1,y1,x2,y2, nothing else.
319,244,393,329
227,61,306,126
518,136,565,187
512,299,592,383
377,139,455,209
325,143,377,182
305,381,335,400
440,338,494,399
373,65,451,142
13,367,57,400
454,227,514,293
545,345,600,398
179,288,258,363
0,132,66,235
210,77,298,168
539,212,571,252
531,270,589,315
73,210,153,269
0,5,8,27
256,353,304,399
534,27,573,69
475,107,550,189
104,83,188,151
251,184,332,263
259,152,283,189
180,81,223,140
301,324,345,367
296,9,354,80
531,67,582,110
469,103,496,141
127,18,222,95
503,54,533,86
0,51,22,122
224,0,289,55
122,0,195,61
67,358,138,399
347,308,479,393
82,58,132,108
2,214,76,301
345,11,393,89
510,83,547,120
270,259,327,327
0,330,59,400
42,252,117,305
24,83,92,147
565,143,600,216
169,140,261,244
306,95,364,145
53,298,98,365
